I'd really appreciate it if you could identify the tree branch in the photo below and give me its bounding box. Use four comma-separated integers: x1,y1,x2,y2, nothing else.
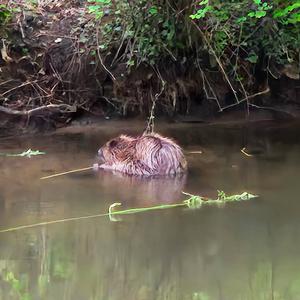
0,104,76,116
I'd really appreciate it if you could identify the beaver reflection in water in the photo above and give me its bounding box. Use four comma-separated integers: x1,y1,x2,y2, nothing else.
95,133,187,176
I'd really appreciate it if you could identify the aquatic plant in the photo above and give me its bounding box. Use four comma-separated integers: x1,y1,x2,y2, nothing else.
0,149,46,158
183,191,257,209
108,191,258,220
0,191,258,233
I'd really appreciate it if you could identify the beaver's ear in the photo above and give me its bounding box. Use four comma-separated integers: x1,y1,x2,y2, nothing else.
108,139,118,148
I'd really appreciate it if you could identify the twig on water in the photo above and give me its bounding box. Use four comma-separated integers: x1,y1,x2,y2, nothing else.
241,147,253,157
40,166,93,180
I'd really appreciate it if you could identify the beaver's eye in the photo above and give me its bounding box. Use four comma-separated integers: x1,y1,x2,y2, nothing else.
108,139,118,148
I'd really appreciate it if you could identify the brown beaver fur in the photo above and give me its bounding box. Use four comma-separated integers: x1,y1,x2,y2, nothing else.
96,133,187,176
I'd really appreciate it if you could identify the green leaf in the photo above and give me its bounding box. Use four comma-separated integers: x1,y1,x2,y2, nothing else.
236,16,247,23
246,53,258,63
149,6,158,15
256,10,266,18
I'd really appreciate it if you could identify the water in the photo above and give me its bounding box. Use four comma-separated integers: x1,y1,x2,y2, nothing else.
0,120,299,300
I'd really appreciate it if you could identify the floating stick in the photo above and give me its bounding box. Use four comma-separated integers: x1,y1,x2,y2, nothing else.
40,166,93,180
241,147,253,157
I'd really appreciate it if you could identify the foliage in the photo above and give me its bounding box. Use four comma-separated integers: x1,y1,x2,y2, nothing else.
189,0,300,79
86,0,300,70
0,5,12,25
0,4,13,37
87,0,188,67
183,191,258,209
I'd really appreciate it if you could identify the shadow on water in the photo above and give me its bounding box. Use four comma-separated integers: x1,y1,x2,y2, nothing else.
0,120,300,299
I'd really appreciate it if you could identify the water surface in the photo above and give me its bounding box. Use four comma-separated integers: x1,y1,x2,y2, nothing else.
0,121,299,300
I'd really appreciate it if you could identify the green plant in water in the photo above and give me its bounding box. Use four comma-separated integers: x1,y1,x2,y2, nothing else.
183,191,257,209
108,191,258,221
0,149,46,157
0,190,258,233
191,292,210,300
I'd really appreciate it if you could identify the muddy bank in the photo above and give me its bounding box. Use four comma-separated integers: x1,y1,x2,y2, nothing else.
0,1,299,137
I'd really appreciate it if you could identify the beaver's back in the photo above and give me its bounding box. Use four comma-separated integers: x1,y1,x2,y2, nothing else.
135,134,187,175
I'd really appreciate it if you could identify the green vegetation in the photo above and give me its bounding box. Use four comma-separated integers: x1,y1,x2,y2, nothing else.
190,0,300,71
0,4,11,24
0,149,46,157
0,4,12,38
87,0,300,79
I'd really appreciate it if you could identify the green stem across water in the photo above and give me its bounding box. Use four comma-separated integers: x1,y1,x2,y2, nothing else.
0,191,258,233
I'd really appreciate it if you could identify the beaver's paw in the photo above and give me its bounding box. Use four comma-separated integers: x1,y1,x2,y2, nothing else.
93,163,100,170
98,163,113,170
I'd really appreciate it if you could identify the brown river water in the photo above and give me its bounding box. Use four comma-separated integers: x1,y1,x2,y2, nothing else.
0,120,299,300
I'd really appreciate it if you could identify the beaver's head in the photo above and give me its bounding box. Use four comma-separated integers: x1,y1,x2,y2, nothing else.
97,135,136,165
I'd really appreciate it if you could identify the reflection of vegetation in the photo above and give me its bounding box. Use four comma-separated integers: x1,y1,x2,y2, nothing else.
250,262,273,299
4,271,31,300
51,244,74,280
190,292,210,300
1,232,75,300
1,220,300,299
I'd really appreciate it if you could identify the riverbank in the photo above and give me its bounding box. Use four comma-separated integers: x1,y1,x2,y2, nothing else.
0,1,299,137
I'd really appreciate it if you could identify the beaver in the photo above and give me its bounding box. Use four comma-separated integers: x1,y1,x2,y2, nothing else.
95,133,187,176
